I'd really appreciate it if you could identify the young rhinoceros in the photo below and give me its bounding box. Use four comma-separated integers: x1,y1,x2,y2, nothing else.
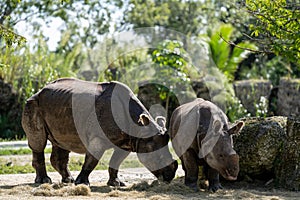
22,78,178,186
169,98,244,192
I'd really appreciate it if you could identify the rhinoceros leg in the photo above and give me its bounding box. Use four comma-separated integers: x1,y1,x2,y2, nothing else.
75,151,102,185
181,149,199,191
50,145,74,183
107,149,130,186
32,151,52,184
22,100,51,184
203,163,223,192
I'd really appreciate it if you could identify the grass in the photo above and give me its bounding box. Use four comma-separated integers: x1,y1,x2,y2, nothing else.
0,143,176,174
0,148,52,156
0,148,143,174
0,163,35,174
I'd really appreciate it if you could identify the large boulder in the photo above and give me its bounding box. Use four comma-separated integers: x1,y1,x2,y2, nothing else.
234,116,300,191
234,117,287,180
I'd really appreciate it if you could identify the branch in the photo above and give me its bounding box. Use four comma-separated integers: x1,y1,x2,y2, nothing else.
218,33,272,54
0,3,16,25
241,33,272,44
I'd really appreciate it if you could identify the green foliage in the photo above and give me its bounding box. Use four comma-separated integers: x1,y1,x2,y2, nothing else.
1,0,297,138
3,0,114,49
227,96,250,122
151,40,191,85
255,96,268,118
0,33,82,105
150,39,196,116
123,0,204,35
204,23,257,81
103,38,151,86
0,25,26,47
239,55,296,85
0,0,26,47
246,0,300,65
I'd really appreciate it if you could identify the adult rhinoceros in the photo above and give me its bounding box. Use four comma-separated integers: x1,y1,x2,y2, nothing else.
22,78,178,186
169,98,244,192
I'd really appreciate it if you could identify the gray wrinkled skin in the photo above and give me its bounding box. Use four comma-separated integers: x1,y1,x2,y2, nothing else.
169,98,244,192
22,78,177,186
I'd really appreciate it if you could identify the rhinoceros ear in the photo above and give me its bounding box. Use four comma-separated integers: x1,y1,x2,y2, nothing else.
138,114,150,126
155,116,166,129
228,121,244,135
213,120,222,133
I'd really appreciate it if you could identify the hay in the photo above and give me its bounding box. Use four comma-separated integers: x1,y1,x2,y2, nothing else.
130,179,195,195
106,190,145,199
107,190,122,197
149,194,170,200
8,185,32,195
31,183,91,197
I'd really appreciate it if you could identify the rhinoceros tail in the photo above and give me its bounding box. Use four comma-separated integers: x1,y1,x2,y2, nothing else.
22,99,47,152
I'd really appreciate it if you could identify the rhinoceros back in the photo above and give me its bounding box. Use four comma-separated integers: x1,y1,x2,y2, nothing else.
23,78,111,154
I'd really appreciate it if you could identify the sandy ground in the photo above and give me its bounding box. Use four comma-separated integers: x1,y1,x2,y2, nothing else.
0,143,298,200
0,165,299,200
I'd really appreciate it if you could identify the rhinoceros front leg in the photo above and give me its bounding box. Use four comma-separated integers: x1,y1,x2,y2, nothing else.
203,163,223,192
75,151,102,186
107,149,130,187
50,145,74,183
181,149,199,191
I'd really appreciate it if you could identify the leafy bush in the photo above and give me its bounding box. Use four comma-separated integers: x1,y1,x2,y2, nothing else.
239,56,298,86
202,23,257,82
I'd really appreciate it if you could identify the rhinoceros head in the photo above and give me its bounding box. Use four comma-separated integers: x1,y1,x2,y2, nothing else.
136,132,178,183
203,120,244,181
122,93,177,182
133,115,176,182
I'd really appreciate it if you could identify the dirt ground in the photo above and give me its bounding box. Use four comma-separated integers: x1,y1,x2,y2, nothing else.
0,165,299,200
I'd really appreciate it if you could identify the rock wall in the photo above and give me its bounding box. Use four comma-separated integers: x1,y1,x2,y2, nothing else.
138,78,300,119
233,80,272,116
277,78,300,117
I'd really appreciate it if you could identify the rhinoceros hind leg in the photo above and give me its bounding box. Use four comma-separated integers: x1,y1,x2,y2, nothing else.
32,151,52,184
75,151,102,186
22,100,51,184
50,145,74,183
107,149,130,187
